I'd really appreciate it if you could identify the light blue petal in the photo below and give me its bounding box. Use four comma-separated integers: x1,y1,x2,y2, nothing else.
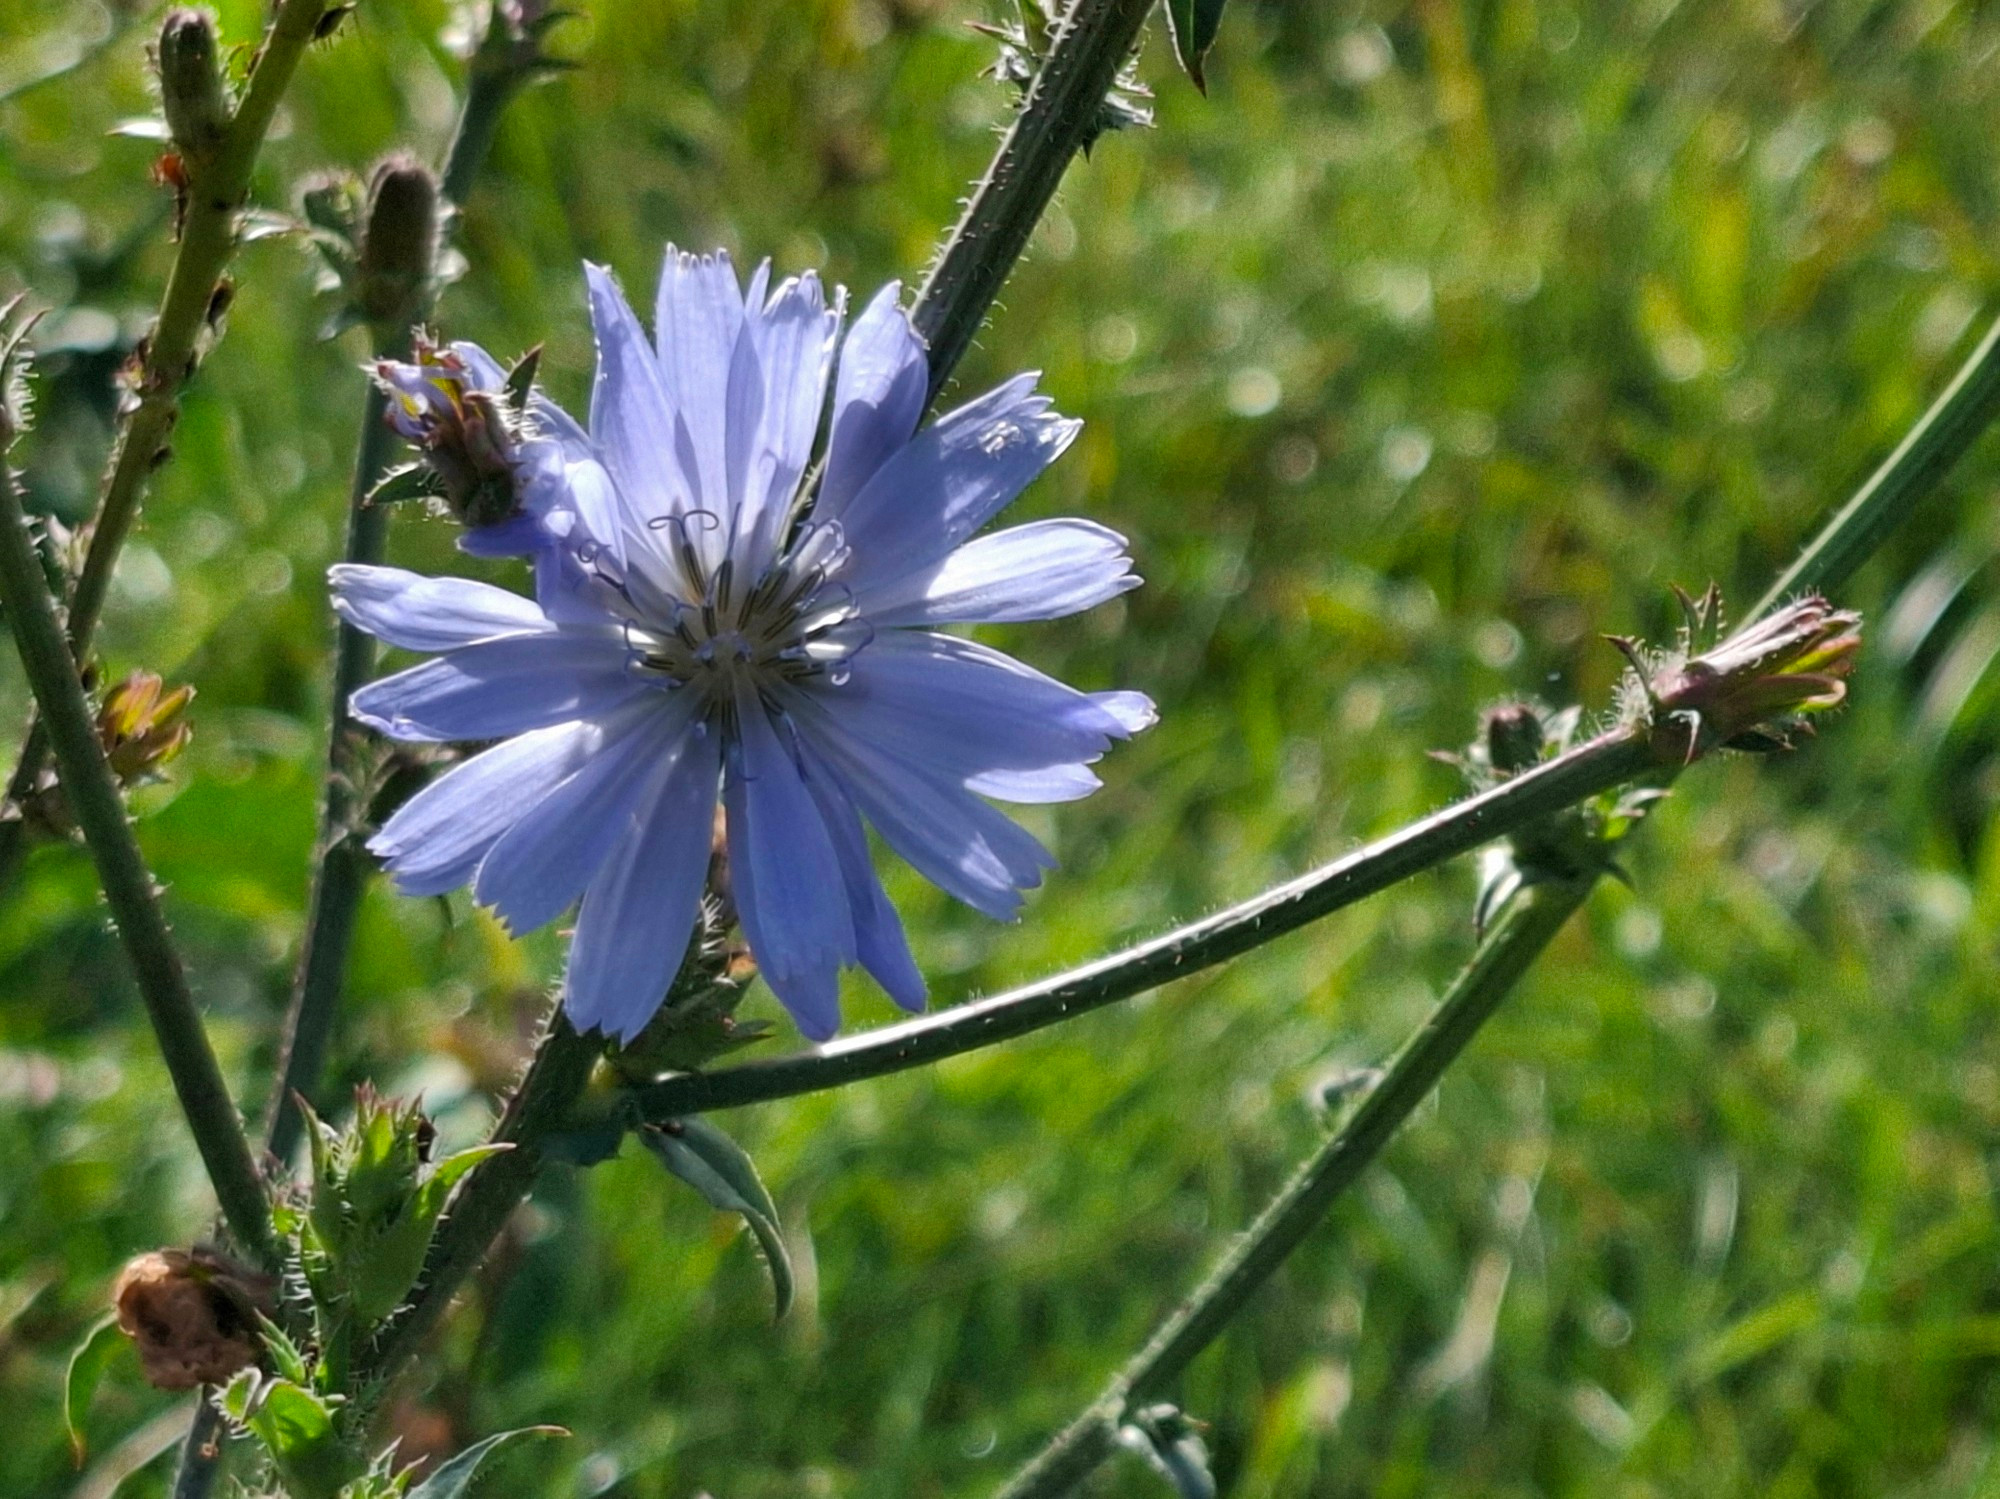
964,764,1103,803
818,281,927,518
1091,691,1159,734
330,565,550,652
563,717,721,1042
855,518,1139,626
799,751,926,1013
348,630,637,743
781,688,1052,919
720,306,766,568
654,246,744,518
832,373,1080,593
813,630,1138,779
528,389,590,456
586,262,684,534
730,272,840,573
448,340,507,389
473,698,689,934
723,693,855,1040
368,721,598,896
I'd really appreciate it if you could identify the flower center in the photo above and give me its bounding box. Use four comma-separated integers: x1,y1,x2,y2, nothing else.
617,517,869,703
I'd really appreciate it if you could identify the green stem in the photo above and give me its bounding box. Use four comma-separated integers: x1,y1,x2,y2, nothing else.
0,461,273,1266
913,0,1156,401
263,385,398,1162
168,1403,225,1499
265,8,547,1162
0,0,334,892
635,730,1655,1120
1755,307,2000,616
995,878,1590,1498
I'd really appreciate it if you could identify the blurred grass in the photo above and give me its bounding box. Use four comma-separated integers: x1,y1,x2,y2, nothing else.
6,0,2000,1494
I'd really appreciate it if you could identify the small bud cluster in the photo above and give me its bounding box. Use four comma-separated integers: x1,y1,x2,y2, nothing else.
1611,586,1862,759
286,1085,501,1331
369,335,541,529
155,9,229,163
461,0,579,85
98,670,195,783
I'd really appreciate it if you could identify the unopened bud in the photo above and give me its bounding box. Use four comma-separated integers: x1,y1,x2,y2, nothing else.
98,670,195,785
356,156,441,333
156,10,229,161
112,1248,270,1391
1481,703,1545,775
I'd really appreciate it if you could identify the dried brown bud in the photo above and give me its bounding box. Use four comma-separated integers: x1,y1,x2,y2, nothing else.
111,1249,270,1391
1481,703,1545,776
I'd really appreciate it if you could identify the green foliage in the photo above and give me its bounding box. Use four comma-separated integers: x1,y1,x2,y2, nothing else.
640,1118,795,1319
61,1311,127,1464
8,1,2000,1496
1162,0,1228,93
295,1090,507,1330
221,1370,361,1499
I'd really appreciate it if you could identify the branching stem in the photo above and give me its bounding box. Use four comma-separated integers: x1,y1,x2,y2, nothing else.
0,0,334,893
636,732,1653,1118
994,878,1592,1498
0,458,273,1266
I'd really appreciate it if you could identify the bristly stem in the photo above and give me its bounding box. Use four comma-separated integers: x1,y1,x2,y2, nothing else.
635,731,1655,1119
263,384,399,1163
0,457,274,1267
0,0,334,894
913,0,1157,400
993,877,1592,1498
265,9,552,1162
1756,307,2000,617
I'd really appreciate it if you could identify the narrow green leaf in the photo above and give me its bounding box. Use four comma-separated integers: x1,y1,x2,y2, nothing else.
63,1313,128,1466
1162,0,1229,91
406,1425,566,1499
502,344,543,413
641,1118,795,1318
364,463,444,509
258,1312,313,1388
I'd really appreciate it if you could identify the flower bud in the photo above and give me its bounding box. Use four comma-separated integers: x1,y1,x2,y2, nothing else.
98,670,195,785
112,1248,270,1391
356,156,441,334
1481,702,1545,776
156,9,229,161
372,336,528,527
1620,592,1863,758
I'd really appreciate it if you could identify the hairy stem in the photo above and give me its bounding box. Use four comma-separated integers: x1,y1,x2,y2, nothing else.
263,386,399,1162
914,0,1156,399
265,11,544,1161
0,461,273,1265
995,878,1591,1498
635,730,1655,1119
0,0,333,892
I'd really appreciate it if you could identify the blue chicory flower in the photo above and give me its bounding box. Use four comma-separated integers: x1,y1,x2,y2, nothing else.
334,248,1152,1042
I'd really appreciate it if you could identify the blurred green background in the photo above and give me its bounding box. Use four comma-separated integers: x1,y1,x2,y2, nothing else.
6,0,2000,1494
